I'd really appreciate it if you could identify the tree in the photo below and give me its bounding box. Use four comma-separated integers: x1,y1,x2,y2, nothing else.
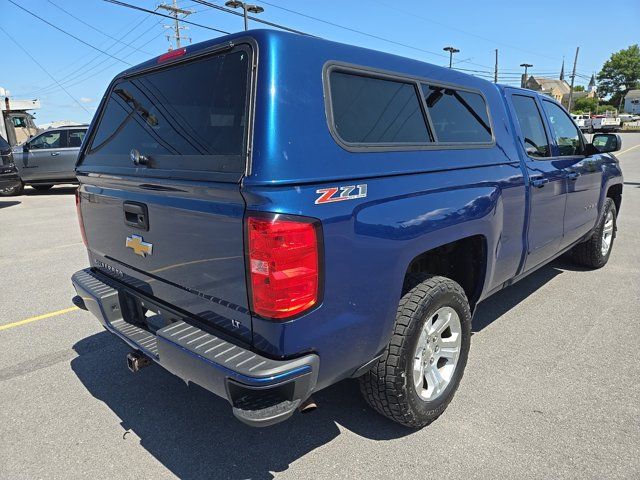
573,85,585,92
573,96,598,113
597,44,640,107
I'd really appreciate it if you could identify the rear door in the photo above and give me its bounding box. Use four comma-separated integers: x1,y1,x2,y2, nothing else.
55,128,86,179
77,45,254,343
507,91,567,271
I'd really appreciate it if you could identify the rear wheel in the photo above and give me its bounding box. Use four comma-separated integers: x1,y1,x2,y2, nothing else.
571,198,617,269
359,275,471,428
32,184,53,191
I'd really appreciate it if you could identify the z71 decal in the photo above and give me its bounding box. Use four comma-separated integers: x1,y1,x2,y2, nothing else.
315,184,368,205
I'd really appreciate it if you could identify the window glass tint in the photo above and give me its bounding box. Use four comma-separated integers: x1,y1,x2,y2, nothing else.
68,129,86,148
30,131,64,150
12,117,27,128
422,85,492,143
84,49,250,172
329,72,430,144
543,101,584,156
510,95,550,158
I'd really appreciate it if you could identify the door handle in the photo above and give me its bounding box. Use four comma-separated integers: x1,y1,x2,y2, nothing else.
566,172,581,181
530,177,549,188
50,152,60,156
123,201,149,230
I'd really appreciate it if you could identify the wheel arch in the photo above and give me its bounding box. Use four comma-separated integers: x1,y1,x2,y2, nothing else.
402,234,488,311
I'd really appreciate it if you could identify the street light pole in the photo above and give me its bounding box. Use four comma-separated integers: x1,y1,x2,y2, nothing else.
443,46,460,69
225,1,264,31
520,63,533,88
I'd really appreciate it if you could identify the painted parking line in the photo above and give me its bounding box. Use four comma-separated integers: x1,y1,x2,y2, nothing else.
618,143,640,156
0,306,79,332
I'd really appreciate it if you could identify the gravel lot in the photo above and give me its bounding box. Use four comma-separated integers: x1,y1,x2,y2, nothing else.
1,133,639,480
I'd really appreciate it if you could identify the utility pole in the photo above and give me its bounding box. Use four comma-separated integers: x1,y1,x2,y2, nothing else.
494,49,498,83
567,47,580,112
520,63,533,88
443,46,460,69
158,0,192,51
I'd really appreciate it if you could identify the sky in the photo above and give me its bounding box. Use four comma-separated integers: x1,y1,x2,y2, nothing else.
1,0,638,125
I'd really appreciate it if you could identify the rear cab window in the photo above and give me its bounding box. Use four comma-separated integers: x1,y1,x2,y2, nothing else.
80,46,252,176
326,66,493,150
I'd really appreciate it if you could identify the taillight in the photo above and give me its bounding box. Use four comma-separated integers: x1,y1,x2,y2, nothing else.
75,189,87,247
246,214,322,320
157,48,186,63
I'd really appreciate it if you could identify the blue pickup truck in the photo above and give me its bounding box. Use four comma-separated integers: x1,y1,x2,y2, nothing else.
71,30,623,428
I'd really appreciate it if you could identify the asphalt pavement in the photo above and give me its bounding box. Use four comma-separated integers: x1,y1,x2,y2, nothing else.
1,134,639,479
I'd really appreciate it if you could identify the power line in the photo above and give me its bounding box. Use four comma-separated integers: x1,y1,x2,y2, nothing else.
32,22,164,98
103,0,230,34
46,0,154,56
190,0,309,35
0,25,91,115
251,0,486,67
22,16,157,97
6,0,133,66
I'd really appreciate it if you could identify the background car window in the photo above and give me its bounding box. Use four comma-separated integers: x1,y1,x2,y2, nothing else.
12,117,27,128
510,95,550,158
68,130,86,148
543,101,584,156
421,85,492,143
329,72,430,144
29,131,65,150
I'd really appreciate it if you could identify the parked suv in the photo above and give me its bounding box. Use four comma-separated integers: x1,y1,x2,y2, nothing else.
0,135,21,196
10,125,88,194
71,31,623,428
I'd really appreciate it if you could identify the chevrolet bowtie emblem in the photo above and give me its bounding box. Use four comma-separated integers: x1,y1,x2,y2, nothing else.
125,234,153,257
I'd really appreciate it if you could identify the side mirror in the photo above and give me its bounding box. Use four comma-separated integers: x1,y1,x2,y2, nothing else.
592,133,622,153
22,144,29,153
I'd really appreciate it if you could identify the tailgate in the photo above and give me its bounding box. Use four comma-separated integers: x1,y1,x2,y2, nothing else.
76,43,254,342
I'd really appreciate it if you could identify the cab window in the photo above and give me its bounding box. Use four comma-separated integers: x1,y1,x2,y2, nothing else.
12,117,27,128
542,100,584,156
29,131,65,150
510,95,550,158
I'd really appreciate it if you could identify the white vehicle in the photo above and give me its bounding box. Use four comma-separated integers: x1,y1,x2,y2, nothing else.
590,111,621,133
0,87,41,146
571,113,592,132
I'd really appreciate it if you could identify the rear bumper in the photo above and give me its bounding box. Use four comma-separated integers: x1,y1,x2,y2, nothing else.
71,268,319,427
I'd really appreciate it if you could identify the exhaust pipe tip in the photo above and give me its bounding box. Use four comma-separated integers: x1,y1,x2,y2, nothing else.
298,396,317,414
126,351,151,373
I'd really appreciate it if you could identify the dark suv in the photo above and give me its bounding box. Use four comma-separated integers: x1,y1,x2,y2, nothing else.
0,135,21,196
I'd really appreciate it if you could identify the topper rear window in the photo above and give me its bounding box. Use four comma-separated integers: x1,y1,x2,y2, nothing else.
81,47,251,174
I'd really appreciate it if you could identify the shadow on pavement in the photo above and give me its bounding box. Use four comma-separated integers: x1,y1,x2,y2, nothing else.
472,256,589,332
71,332,413,480
0,200,20,209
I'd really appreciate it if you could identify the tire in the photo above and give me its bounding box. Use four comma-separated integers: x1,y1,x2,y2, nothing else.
32,184,53,191
0,181,23,196
359,275,472,428
571,197,617,269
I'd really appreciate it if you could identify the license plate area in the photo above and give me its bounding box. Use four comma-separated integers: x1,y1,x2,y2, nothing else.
120,291,181,334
